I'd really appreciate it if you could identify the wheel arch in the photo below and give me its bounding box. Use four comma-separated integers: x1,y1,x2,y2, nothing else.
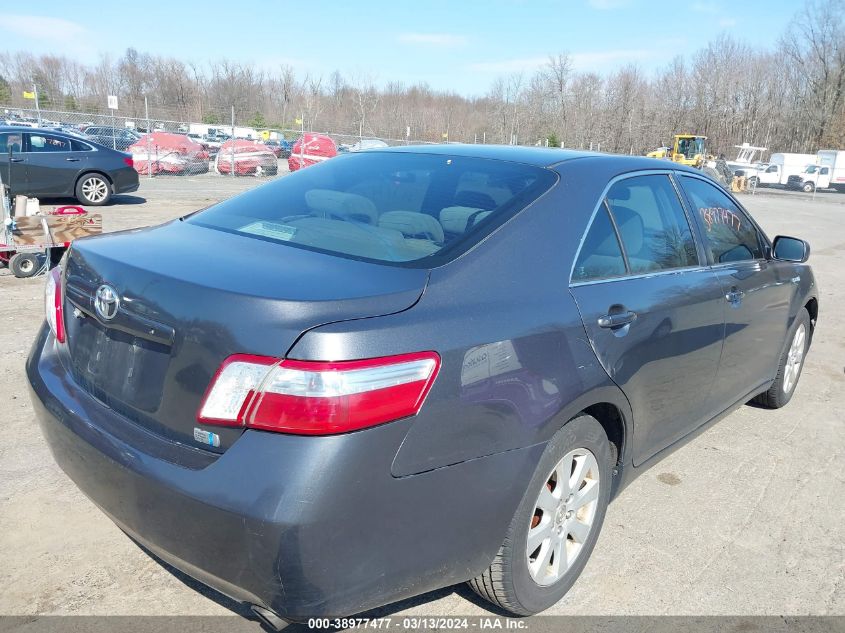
545,385,634,501
804,296,818,333
75,169,113,189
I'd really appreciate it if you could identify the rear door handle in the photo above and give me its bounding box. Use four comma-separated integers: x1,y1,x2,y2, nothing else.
9,158,24,163
598,310,637,328
65,157,80,162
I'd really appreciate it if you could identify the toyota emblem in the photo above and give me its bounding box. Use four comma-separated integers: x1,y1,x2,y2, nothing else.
94,284,120,321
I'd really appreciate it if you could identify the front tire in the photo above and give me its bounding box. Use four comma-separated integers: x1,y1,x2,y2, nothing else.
75,173,112,206
468,415,612,615
802,181,815,193
754,308,811,408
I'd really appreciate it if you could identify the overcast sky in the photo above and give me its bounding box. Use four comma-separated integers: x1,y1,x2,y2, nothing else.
0,0,800,95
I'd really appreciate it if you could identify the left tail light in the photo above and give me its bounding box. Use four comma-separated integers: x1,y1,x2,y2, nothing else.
123,156,134,168
45,266,65,343
197,351,441,435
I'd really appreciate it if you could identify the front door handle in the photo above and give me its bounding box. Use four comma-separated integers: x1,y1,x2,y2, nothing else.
9,158,24,163
65,157,80,162
598,310,637,328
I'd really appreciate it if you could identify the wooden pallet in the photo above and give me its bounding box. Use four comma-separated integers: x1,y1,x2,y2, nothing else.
6,214,103,248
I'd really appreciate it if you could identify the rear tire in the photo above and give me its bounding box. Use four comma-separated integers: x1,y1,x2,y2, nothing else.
75,173,112,206
468,415,612,615
10,252,44,278
753,308,811,408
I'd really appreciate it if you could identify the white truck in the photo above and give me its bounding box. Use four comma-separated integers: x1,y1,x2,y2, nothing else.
751,153,815,187
786,150,845,192
187,123,259,140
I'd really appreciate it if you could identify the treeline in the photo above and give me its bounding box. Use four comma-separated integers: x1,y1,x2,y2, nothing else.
0,0,843,156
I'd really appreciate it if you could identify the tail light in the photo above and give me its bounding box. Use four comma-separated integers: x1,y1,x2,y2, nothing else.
198,352,440,435
123,156,134,168
44,266,65,343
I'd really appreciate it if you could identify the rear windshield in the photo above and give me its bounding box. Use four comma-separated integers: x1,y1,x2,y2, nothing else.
188,152,556,267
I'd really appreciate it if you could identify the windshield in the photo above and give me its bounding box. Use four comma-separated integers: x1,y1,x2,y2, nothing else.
189,152,556,267
676,137,704,159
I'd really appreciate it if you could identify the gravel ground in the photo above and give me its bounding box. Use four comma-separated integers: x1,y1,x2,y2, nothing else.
0,174,842,620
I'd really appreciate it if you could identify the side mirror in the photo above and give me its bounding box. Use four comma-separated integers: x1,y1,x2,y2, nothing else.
772,235,810,263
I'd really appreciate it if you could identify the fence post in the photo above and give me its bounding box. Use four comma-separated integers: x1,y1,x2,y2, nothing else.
230,106,235,178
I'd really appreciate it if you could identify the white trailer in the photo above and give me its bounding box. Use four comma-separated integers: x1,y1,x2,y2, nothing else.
787,150,845,192
752,153,815,187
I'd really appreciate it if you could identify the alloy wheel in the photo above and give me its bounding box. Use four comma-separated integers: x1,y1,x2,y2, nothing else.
526,448,600,586
783,323,806,394
82,177,109,203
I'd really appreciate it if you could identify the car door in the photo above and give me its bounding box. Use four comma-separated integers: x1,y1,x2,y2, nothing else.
570,172,726,466
23,132,87,196
818,166,831,188
678,174,794,407
0,131,27,194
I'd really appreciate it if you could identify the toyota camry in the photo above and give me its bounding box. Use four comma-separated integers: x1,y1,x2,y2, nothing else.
27,145,817,627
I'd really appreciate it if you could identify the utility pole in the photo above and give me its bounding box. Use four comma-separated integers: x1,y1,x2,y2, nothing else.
33,83,41,125
145,96,152,179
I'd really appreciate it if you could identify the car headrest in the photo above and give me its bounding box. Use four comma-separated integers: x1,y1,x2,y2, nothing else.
439,206,489,234
305,189,379,225
379,211,445,242
454,190,497,211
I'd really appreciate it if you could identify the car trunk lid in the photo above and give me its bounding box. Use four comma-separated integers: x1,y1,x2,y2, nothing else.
61,220,428,452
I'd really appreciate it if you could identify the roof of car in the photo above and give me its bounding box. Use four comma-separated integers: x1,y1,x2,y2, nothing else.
372,143,700,172
0,125,81,135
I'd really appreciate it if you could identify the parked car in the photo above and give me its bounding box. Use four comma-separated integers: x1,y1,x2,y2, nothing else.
82,126,141,151
288,132,337,171
27,146,817,628
127,132,210,175
0,126,138,205
264,139,292,158
214,139,278,175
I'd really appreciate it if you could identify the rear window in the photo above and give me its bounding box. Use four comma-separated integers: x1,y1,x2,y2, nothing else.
189,152,556,266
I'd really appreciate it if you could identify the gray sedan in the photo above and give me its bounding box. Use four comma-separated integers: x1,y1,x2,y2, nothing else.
0,126,139,205
27,145,816,627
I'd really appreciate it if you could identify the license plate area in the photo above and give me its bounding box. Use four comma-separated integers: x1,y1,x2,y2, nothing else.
68,315,169,413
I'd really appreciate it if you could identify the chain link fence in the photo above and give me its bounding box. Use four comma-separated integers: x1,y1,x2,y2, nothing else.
0,106,448,185
0,105,432,155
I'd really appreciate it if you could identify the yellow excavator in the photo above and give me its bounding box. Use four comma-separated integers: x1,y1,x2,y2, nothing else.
647,134,708,167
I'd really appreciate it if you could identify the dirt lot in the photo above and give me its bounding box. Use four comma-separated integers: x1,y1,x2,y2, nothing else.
0,175,843,619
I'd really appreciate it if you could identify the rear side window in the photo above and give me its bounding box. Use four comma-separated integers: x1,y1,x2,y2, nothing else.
71,139,95,151
27,133,72,152
605,175,698,273
189,153,556,266
680,176,763,263
572,204,626,282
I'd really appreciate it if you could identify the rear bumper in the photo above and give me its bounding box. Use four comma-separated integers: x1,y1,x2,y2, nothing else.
112,167,140,194
26,325,542,620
